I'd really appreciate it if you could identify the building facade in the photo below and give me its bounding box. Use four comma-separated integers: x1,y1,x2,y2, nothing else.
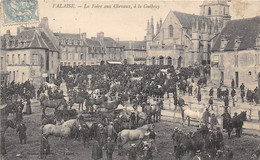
146,0,231,68
2,18,60,89
118,41,147,64
211,16,260,89
55,33,87,67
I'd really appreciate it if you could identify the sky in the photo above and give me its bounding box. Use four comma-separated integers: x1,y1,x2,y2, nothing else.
1,0,260,41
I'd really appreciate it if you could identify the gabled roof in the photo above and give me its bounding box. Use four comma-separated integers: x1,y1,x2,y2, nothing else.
54,33,81,39
212,16,260,52
85,38,102,47
173,11,210,29
6,29,59,52
117,41,146,50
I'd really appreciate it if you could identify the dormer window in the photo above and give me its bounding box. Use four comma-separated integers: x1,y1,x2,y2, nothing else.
220,38,228,50
234,38,241,50
256,35,260,47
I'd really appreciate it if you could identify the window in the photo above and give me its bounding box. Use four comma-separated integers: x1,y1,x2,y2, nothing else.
18,54,20,64
78,62,81,65
208,7,211,15
0,57,3,70
32,54,39,65
159,56,164,65
223,7,225,15
51,61,53,69
60,62,63,66
167,57,172,65
249,71,252,75
220,38,228,50
66,52,68,60
80,54,83,60
234,39,241,49
12,54,14,64
168,25,173,38
23,54,26,64
68,62,70,66
13,71,15,81
219,55,224,66
256,35,260,47
64,62,67,66
73,62,76,66
234,55,238,67
152,57,155,65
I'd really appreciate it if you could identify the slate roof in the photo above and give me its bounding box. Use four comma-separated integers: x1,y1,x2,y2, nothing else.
117,41,146,50
212,16,260,52
6,29,59,52
85,38,102,47
54,33,81,39
103,37,116,47
173,11,210,29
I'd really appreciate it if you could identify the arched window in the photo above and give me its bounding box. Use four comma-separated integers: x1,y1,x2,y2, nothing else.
208,7,211,15
168,25,173,38
167,57,172,65
152,57,155,65
159,56,164,65
178,56,182,68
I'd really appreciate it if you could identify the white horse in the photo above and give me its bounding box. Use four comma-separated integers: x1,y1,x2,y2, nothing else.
182,107,206,126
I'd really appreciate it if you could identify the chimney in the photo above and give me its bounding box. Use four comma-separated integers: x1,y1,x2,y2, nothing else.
39,17,49,28
97,32,104,43
160,18,162,28
81,33,86,39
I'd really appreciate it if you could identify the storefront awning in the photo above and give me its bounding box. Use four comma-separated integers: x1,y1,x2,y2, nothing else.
107,61,122,65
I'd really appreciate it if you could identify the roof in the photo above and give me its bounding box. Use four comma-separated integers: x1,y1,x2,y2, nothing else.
54,33,81,39
173,11,210,29
103,37,116,47
85,38,102,47
5,29,59,52
212,16,260,52
117,41,146,50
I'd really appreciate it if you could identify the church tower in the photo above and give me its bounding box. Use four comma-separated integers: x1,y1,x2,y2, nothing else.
200,0,231,30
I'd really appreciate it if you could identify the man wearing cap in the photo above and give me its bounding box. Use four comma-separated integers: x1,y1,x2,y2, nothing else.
128,144,137,160
149,127,158,152
40,134,50,159
107,122,117,142
210,113,218,130
202,108,211,127
171,127,179,153
103,137,115,160
192,150,202,160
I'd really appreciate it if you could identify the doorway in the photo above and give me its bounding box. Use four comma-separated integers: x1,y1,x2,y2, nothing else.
235,72,239,88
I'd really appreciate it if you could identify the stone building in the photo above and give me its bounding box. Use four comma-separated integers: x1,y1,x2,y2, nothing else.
54,33,87,67
211,16,260,89
95,32,124,64
146,0,231,68
85,38,105,65
2,18,60,89
118,41,147,65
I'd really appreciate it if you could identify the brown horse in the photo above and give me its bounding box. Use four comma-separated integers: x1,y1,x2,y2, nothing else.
69,96,85,111
40,95,67,115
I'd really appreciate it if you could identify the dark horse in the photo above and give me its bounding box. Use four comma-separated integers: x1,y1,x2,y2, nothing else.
225,111,247,138
40,95,67,115
0,119,16,156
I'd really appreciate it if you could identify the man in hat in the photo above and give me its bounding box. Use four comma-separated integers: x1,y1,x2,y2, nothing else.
209,96,214,110
103,137,115,160
216,127,224,150
233,112,238,119
128,144,137,160
141,102,146,112
224,146,233,160
192,150,202,160
210,113,218,130
40,133,50,159
16,121,27,144
216,150,224,159
171,127,179,153
130,111,136,129
202,108,211,127
107,122,117,142
149,127,158,152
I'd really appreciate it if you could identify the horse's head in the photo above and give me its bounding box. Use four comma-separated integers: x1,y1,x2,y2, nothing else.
240,111,247,121
7,120,16,129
